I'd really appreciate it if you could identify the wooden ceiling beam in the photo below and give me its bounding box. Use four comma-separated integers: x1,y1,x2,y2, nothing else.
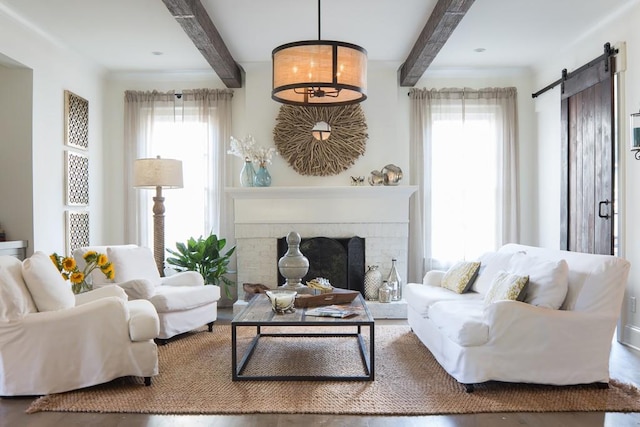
398,0,475,87
162,0,244,88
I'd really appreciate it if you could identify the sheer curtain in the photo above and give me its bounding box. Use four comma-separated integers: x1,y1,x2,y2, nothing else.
123,89,234,249
409,87,519,276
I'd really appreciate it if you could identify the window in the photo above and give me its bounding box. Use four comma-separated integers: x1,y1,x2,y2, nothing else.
145,117,208,251
124,89,233,253
430,115,498,266
408,87,518,278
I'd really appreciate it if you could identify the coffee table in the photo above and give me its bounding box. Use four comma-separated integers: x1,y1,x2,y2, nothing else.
231,293,374,381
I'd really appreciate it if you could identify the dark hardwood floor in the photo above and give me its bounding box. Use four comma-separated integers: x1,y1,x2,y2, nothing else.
2,308,640,427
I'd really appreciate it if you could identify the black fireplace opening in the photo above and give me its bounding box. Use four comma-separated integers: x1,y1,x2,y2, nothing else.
276,236,365,294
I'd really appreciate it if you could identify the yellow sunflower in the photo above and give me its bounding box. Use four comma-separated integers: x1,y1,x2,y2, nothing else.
70,271,85,284
62,257,76,271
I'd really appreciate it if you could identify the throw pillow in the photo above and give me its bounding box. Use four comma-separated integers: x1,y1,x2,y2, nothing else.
507,252,569,309
441,261,481,294
0,266,29,321
107,246,161,286
21,251,75,312
472,251,522,294
483,270,529,305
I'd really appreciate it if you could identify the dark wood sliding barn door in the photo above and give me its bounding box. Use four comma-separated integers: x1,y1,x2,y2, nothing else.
560,55,615,255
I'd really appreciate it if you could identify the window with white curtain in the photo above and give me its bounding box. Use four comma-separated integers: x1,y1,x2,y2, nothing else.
124,89,234,253
408,87,519,278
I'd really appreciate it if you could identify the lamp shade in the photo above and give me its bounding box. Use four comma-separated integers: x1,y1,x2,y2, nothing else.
272,40,367,106
133,157,183,189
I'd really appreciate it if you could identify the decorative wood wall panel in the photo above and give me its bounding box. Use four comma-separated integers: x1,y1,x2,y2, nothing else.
65,150,89,206
64,90,89,150
65,210,90,254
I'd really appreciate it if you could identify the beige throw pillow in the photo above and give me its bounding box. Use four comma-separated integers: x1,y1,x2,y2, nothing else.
484,270,529,305
441,261,481,294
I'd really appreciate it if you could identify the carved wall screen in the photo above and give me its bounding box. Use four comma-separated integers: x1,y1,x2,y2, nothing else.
65,210,90,254
64,90,89,150
273,104,368,176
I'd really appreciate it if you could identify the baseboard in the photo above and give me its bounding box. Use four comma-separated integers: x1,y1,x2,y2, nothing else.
622,324,640,351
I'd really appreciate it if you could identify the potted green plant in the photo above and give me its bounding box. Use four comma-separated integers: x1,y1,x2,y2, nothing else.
166,234,236,299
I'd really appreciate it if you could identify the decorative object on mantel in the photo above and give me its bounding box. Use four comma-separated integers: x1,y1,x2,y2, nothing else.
364,265,383,300
368,170,384,186
350,176,365,186
239,159,256,187
368,164,403,186
271,0,367,106
382,164,403,185
50,251,114,294
274,104,368,176
228,135,277,187
278,231,310,292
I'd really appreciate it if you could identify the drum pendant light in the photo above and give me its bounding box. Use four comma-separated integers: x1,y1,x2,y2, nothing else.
271,0,367,106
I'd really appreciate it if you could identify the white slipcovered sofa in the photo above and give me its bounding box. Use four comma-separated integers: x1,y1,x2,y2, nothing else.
74,245,220,343
405,244,631,392
0,253,159,396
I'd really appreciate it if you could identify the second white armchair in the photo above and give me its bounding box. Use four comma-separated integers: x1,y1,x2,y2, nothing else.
74,245,220,343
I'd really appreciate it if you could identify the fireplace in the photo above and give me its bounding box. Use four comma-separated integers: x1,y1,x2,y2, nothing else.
227,185,417,317
277,236,365,293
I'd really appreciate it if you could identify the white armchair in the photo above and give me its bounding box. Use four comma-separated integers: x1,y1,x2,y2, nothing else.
74,245,220,343
0,253,159,396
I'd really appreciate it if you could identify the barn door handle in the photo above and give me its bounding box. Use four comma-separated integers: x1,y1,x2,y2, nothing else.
598,200,611,219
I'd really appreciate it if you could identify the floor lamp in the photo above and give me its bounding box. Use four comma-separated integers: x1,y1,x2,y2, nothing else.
133,156,183,276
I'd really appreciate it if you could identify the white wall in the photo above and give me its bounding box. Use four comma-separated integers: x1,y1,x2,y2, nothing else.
0,62,33,246
531,1,640,347
0,9,106,255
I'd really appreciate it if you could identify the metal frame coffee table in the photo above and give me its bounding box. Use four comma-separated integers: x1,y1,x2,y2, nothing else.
231,293,374,381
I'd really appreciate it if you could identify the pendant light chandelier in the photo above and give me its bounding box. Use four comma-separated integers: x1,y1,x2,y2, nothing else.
271,0,367,106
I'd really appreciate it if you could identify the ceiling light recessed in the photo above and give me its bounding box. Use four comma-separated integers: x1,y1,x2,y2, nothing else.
151,51,164,56
474,48,486,53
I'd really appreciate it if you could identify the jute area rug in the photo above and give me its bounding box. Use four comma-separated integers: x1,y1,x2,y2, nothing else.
27,325,640,415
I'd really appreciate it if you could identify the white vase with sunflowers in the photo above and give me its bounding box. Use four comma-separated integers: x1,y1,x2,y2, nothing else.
50,251,115,294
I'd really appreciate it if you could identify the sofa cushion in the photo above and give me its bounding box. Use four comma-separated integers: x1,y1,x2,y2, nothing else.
149,284,220,312
107,246,161,286
473,251,519,294
483,270,529,305
0,266,30,321
441,261,480,294
507,252,569,309
22,252,76,312
404,283,483,318
429,300,489,347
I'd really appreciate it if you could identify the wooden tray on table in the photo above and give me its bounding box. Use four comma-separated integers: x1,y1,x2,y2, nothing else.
294,289,359,308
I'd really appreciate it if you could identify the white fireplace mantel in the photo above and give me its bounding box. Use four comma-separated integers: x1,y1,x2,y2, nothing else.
226,186,418,224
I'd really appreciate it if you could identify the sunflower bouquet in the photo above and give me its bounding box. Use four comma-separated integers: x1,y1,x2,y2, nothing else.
50,251,115,294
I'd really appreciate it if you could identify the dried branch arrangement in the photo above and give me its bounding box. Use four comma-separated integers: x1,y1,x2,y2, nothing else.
273,104,368,176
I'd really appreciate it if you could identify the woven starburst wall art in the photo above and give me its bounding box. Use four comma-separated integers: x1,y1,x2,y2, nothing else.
273,104,368,176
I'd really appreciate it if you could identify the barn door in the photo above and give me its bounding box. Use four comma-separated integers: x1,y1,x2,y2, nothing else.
560,54,615,255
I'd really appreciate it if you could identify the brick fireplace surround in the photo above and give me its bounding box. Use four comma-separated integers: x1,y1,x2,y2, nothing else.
227,186,417,318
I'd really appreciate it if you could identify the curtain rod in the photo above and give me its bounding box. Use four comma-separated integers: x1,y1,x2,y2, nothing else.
531,42,617,99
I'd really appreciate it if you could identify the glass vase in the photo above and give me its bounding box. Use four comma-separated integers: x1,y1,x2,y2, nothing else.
240,159,256,187
387,258,403,301
364,265,383,300
254,162,272,187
